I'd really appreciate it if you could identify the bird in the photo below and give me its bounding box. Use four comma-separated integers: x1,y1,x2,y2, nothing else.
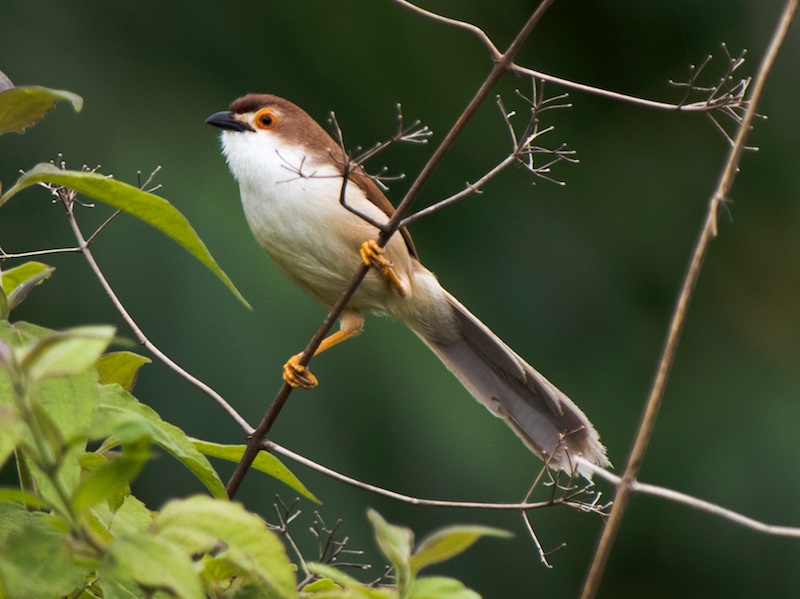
206,93,609,479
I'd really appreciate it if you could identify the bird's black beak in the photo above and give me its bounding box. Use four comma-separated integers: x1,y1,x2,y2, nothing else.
205,111,253,132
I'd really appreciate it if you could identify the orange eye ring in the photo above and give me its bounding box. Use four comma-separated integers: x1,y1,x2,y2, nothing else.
254,108,279,130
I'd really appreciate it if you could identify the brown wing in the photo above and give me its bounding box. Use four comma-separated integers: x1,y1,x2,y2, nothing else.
344,165,419,260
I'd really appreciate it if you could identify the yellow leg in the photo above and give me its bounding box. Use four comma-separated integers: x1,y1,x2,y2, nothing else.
359,240,409,297
282,312,364,389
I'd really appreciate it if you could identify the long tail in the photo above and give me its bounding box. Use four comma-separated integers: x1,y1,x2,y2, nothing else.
416,291,609,480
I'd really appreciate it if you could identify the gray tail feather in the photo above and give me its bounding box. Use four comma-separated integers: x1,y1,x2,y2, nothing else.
415,291,609,480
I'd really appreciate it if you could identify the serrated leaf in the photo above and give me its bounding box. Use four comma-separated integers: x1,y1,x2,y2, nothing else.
0,164,250,309
0,517,89,598
0,261,54,312
409,525,512,574
21,373,100,508
0,501,41,541
407,577,480,599
82,507,116,546
0,85,83,136
95,351,151,392
98,577,148,599
192,439,319,504
18,325,115,382
229,581,287,599
101,533,203,599
306,564,391,598
367,509,414,597
154,496,297,599
95,385,227,498
72,437,150,516
108,494,153,537
36,371,100,440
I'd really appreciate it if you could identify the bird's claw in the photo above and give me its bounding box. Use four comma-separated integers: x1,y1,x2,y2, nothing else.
359,240,409,297
283,354,318,389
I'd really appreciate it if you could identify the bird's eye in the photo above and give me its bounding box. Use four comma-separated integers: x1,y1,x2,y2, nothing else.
255,108,278,130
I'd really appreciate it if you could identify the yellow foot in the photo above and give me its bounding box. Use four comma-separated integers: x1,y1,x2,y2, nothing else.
282,354,318,389
359,240,408,297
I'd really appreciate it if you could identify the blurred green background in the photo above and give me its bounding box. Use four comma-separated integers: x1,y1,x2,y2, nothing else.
2,0,800,596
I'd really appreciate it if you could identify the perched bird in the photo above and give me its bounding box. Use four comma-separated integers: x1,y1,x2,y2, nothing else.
207,94,609,478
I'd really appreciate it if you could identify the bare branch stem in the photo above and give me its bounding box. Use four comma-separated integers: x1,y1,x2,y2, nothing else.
580,1,798,597
62,201,253,434
581,460,800,538
512,66,708,111
0,246,82,259
401,154,515,227
266,440,600,513
390,0,501,58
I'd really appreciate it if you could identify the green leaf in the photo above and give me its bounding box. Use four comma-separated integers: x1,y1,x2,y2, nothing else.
18,325,116,382
36,371,101,440
300,577,341,593
95,385,227,498
192,439,320,504
98,577,149,599
407,577,480,599
0,486,51,509
306,564,391,598
0,164,250,309
95,351,151,392
108,494,153,537
228,581,289,599
101,533,204,599
0,319,53,347
0,501,34,542
0,261,55,313
409,525,512,575
155,496,297,599
0,402,24,469
367,509,414,598
0,516,89,598
0,285,7,320
22,373,101,507
0,85,83,136
72,437,151,515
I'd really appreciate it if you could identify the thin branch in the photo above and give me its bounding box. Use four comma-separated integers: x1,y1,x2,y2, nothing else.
521,461,557,567
0,246,82,259
57,192,253,434
265,440,607,514
327,113,391,232
513,50,748,117
224,0,558,499
581,460,800,539
271,498,311,581
84,209,121,245
401,154,515,227
580,1,798,597
390,0,501,59
521,513,557,569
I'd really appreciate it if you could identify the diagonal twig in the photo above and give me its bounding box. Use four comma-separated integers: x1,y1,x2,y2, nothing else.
580,1,799,597
57,194,253,433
